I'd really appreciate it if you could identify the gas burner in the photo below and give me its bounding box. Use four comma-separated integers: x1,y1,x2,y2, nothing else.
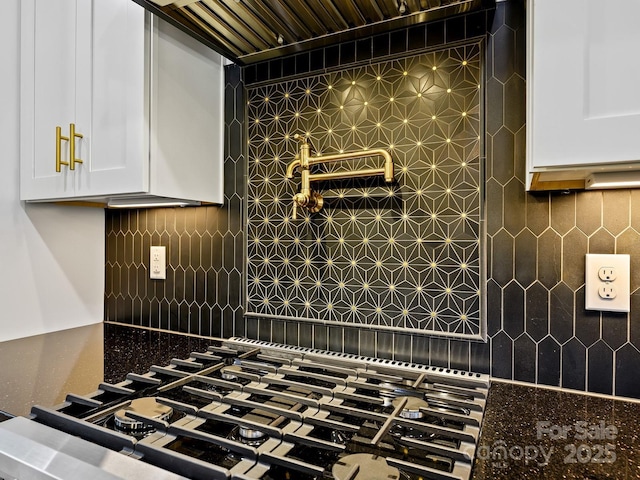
113,397,173,432
332,453,400,480
220,365,241,381
392,396,429,419
239,425,266,440
228,425,268,447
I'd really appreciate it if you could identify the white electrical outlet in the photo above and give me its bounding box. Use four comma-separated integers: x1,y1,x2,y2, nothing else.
150,246,166,280
598,267,617,282
585,254,630,312
598,284,617,299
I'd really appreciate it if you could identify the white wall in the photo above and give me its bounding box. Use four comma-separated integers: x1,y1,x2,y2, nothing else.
0,0,105,342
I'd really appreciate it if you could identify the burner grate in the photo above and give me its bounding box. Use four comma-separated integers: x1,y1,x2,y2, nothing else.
11,337,489,480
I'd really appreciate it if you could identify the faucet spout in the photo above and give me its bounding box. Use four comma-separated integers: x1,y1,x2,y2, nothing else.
285,157,300,179
307,149,394,183
285,135,394,219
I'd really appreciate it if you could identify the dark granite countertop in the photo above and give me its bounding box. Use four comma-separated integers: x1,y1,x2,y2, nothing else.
472,381,640,479
103,322,212,384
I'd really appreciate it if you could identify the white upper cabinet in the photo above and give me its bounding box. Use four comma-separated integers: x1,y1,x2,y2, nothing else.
21,0,224,205
527,0,640,190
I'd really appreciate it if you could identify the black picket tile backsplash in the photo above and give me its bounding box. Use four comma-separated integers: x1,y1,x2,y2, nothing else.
105,0,640,399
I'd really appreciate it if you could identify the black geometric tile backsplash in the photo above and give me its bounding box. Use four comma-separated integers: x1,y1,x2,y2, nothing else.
105,64,246,340
105,0,640,400
245,42,485,339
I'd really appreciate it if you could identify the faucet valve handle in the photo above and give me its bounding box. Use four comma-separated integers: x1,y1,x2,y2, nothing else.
294,134,314,153
292,192,306,220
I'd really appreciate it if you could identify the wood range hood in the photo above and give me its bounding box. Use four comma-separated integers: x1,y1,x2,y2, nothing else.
132,0,483,65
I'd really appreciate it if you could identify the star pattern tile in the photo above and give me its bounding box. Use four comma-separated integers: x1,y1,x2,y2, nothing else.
246,42,485,338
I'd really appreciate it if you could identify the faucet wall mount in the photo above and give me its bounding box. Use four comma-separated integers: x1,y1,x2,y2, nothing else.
286,135,394,219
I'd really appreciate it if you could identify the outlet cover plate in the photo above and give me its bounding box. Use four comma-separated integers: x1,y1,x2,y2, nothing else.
585,254,630,312
150,246,166,280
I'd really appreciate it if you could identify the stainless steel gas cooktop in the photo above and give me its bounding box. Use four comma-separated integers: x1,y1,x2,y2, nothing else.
0,338,490,480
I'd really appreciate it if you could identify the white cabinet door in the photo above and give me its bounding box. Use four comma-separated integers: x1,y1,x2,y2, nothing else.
78,0,147,198
528,0,640,172
21,0,91,200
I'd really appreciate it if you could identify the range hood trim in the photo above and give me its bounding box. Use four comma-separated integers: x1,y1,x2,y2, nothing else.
132,0,483,66
237,0,482,65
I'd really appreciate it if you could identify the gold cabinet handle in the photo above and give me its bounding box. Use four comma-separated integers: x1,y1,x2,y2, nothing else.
55,126,70,172
69,123,83,170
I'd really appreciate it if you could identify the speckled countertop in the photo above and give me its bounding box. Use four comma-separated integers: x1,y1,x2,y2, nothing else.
102,322,212,384
472,381,640,479
4,322,640,479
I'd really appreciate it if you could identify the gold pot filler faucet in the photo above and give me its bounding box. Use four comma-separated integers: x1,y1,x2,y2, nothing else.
285,134,395,219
